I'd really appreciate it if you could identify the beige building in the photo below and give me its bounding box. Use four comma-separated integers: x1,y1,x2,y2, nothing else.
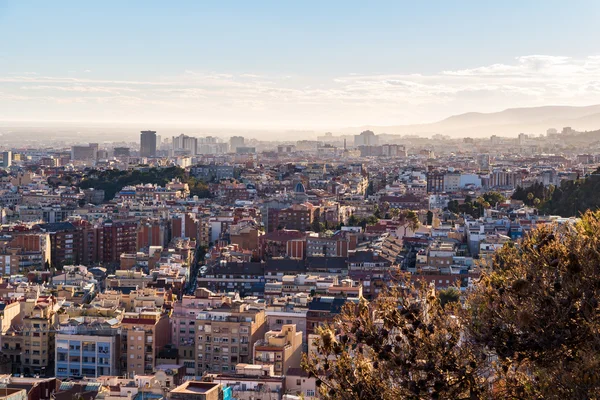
265,310,308,344
195,302,266,376
286,367,318,399
120,311,171,376
18,297,60,376
169,381,221,400
253,324,303,375
0,301,21,342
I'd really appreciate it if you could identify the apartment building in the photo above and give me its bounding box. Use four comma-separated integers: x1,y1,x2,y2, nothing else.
20,297,60,377
169,381,223,400
55,328,119,379
195,302,266,376
253,324,303,375
0,233,51,274
277,204,314,231
198,262,264,297
99,220,138,264
120,311,171,376
171,288,232,375
207,364,285,399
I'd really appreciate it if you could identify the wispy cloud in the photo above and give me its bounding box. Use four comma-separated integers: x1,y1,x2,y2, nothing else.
2,55,600,127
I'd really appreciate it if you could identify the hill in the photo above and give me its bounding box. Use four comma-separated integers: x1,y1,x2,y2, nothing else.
346,104,600,137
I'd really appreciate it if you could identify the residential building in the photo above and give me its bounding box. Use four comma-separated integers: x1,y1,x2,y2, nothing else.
169,381,222,400
229,136,245,153
195,302,266,376
207,364,285,400
120,311,171,376
253,324,303,375
55,326,119,379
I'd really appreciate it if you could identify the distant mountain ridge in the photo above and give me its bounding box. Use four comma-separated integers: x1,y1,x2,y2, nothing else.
347,105,600,137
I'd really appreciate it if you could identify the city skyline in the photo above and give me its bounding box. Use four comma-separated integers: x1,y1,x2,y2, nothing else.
2,1,600,129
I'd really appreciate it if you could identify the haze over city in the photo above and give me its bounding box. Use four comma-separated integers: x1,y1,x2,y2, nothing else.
2,0,600,135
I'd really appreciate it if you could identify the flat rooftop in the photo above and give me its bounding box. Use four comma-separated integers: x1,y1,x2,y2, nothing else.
170,381,220,394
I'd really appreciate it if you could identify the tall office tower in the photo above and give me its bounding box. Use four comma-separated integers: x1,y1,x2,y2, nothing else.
229,136,245,152
1,151,12,168
140,130,157,157
89,143,99,160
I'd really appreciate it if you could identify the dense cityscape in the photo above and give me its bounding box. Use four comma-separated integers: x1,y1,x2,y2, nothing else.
4,1,600,399
0,124,594,399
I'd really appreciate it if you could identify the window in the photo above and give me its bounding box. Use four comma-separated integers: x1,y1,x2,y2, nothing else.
306,390,315,396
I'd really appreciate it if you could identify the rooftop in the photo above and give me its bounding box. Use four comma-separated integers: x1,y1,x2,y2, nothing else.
170,381,220,394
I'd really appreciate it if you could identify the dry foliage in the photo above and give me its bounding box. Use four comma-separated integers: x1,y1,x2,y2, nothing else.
304,211,600,399
302,284,490,399
469,211,600,399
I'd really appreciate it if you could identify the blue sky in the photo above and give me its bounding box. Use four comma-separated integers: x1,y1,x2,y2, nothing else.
1,0,600,128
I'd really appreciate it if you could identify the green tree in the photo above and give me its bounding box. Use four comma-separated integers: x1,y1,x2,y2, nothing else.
366,181,375,197
526,192,534,203
403,210,420,232
426,210,434,225
348,214,359,226
438,286,461,308
389,208,400,219
447,200,459,213
373,204,382,219
483,191,505,206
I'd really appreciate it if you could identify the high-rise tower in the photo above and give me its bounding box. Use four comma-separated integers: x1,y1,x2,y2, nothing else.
140,130,157,157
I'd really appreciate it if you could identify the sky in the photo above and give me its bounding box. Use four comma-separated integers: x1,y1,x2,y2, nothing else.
1,0,600,129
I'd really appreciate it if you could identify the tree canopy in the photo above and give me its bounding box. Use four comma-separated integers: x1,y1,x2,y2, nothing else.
303,285,489,400
468,210,600,399
79,166,210,200
305,211,600,399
